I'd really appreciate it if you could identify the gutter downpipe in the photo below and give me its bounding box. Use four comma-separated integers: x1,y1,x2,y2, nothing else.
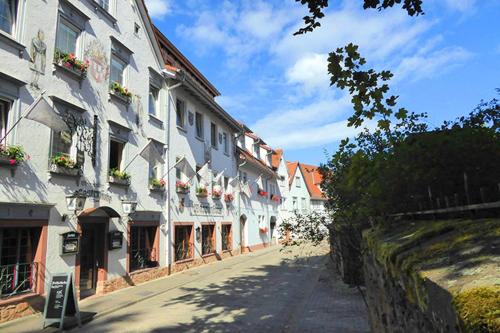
162,71,184,270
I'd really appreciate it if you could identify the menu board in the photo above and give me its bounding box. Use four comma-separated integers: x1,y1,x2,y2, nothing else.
43,273,81,330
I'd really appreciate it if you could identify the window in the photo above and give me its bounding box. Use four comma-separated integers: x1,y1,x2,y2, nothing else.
56,18,80,55
110,54,126,86
239,171,248,184
224,176,229,191
148,141,163,181
201,224,215,255
292,197,298,210
195,112,203,139
130,226,158,272
296,176,300,187
97,0,109,11
51,129,74,160
176,98,185,128
223,132,229,155
301,198,306,210
210,123,217,148
174,225,193,261
148,85,159,116
0,0,17,35
0,227,41,297
0,100,9,145
109,139,124,171
134,23,140,35
221,224,232,251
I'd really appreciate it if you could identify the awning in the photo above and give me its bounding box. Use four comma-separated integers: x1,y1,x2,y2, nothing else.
78,206,121,218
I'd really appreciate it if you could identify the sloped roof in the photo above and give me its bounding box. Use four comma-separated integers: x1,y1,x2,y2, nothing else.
299,163,326,200
286,161,299,187
272,149,283,170
239,148,275,177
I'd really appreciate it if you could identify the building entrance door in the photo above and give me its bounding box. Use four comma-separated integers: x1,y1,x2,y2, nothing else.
79,222,105,298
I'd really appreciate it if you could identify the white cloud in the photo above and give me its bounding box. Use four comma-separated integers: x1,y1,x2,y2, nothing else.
444,0,476,12
286,53,330,94
394,46,473,82
145,0,171,19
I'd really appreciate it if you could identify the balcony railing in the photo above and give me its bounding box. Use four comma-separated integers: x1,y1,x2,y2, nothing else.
0,262,38,298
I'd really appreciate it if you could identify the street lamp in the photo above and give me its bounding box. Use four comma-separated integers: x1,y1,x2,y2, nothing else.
65,193,87,213
121,200,137,215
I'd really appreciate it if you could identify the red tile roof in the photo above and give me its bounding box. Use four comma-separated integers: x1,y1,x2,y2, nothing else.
300,164,325,200
271,149,283,170
286,161,299,187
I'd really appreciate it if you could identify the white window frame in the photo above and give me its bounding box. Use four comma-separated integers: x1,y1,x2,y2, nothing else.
210,122,218,149
108,137,126,172
296,176,300,187
0,0,18,37
55,16,81,57
195,112,204,139
176,98,186,129
0,99,10,145
222,132,228,155
254,143,260,159
148,84,160,117
110,53,127,87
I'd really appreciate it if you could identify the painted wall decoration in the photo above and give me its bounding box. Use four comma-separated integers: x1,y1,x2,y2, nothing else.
84,40,110,83
134,94,146,136
29,29,47,89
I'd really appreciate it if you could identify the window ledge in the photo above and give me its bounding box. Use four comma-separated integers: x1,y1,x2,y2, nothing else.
129,265,160,276
201,253,216,258
88,0,117,26
224,152,230,157
53,61,87,85
176,126,187,133
49,164,82,177
148,114,163,126
0,31,26,57
149,184,166,192
109,91,131,105
174,258,194,264
109,176,131,186
0,291,40,306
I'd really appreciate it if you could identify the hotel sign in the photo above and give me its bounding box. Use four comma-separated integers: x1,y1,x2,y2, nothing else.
191,203,224,216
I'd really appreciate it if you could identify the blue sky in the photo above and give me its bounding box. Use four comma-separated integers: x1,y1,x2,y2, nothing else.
146,0,500,165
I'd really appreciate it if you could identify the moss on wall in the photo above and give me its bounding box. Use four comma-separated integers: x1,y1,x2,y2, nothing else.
364,218,500,332
453,286,500,333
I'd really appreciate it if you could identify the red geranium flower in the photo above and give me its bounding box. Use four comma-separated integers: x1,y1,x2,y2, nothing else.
9,159,16,165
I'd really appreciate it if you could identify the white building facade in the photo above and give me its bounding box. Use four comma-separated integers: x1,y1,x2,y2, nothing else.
0,0,170,322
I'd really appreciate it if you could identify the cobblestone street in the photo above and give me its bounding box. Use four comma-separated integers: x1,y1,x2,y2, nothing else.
63,245,369,333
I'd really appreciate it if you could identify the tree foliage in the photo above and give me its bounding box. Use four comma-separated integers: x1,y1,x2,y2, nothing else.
295,0,424,35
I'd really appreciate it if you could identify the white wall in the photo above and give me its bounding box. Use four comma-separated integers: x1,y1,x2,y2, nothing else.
0,0,167,289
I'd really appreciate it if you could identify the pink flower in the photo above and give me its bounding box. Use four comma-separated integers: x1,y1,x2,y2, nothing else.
64,62,72,68
9,159,16,165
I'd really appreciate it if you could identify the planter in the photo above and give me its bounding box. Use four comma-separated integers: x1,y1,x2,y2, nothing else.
149,184,165,192
212,194,222,200
109,90,131,104
109,175,130,186
176,187,190,194
49,164,81,177
54,61,86,82
0,155,18,167
196,191,208,198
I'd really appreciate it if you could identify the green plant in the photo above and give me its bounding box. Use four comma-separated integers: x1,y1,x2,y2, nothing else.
196,184,208,196
51,153,77,169
0,145,28,165
54,49,89,74
150,178,166,187
109,168,131,180
110,82,132,98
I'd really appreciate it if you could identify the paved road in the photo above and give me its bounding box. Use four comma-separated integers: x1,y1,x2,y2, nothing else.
71,245,369,333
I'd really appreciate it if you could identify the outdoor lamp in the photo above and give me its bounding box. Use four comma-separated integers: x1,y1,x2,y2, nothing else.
121,200,138,215
196,226,201,241
66,193,87,212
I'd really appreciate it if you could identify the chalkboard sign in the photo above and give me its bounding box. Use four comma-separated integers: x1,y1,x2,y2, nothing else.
43,273,81,330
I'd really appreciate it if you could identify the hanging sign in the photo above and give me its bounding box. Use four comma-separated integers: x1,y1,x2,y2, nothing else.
42,273,81,330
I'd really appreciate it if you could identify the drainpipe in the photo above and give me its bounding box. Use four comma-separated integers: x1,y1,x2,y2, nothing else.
162,70,184,269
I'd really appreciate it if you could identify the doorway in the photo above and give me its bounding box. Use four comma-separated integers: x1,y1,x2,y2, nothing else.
79,222,106,298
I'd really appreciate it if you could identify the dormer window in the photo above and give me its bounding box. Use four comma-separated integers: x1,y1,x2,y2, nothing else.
254,143,260,159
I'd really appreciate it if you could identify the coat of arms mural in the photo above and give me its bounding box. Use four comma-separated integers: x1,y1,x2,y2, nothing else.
84,40,110,84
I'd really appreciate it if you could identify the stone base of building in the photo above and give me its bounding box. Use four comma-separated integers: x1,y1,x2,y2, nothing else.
102,266,171,294
171,248,241,274
242,242,270,253
0,294,44,324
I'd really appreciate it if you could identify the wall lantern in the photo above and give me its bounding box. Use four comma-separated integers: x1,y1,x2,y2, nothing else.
121,200,137,215
195,226,201,241
66,193,87,212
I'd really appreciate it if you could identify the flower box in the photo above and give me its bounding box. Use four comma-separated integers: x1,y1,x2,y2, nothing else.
212,185,222,199
109,175,130,186
259,227,268,233
0,155,17,167
257,189,268,197
109,82,132,104
212,192,222,199
49,163,81,177
224,193,234,203
176,181,190,194
109,90,131,104
196,187,208,198
54,61,87,81
149,184,165,192
53,50,88,81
